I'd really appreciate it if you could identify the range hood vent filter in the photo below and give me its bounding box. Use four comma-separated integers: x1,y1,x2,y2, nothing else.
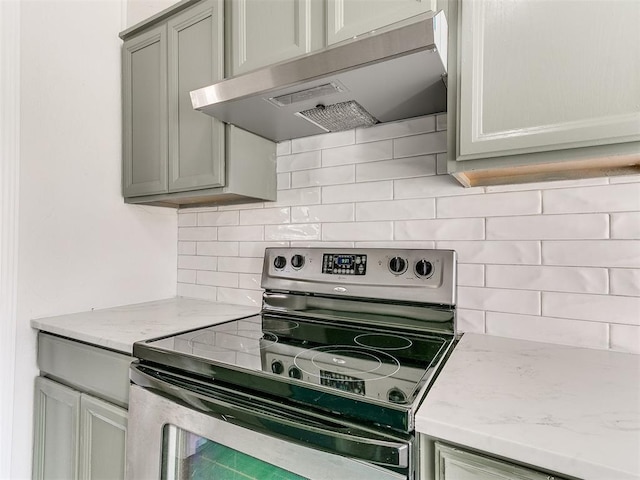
269,82,346,107
297,101,378,132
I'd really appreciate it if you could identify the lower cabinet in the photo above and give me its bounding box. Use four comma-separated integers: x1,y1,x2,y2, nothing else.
433,442,564,480
33,377,128,480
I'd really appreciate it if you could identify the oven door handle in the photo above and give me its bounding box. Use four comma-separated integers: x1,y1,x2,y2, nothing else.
131,363,411,470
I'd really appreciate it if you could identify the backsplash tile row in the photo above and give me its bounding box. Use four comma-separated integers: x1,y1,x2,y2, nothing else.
177,113,640,354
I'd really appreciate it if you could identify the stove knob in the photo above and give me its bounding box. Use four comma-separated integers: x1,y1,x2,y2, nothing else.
388,388,407,404
389,256,407,274
273,256,287,269
291,254,305,269
415,259,434,278
288,366,302,379
271,360,284,375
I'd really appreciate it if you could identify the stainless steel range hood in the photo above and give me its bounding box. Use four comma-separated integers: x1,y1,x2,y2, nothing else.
190,11,448,142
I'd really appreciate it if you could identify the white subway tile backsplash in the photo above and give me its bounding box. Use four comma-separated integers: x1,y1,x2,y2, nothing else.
218,257,263,274
393,131,447,158
217,287,262,307
291,204,354,223
542,240,640,268
355,155,437,182
179,227,217,241
611,212,640,239
265,224,321,241
175,115,640,354
178,213,197,227
238,241,288,258
487,214,609,240
395,218,484,241
395,175,484,200
274,187,322,207
486,312,609,349
177,269,196,284
291,130,355,153
178,242,196,255
438,191,541,218
238,274,262,291
486,265,608,294
354,241,436,248
197,271,239,288
544,183,640,214
355,115,436,143
198,210,239,226
177,282,216,301
356,199,435,222
456,309,485,333
321,141,393,167
322,181,393,204
542,292,640,326
610,324,640,354
276,140,291,156
277,151,321,173
458,264,485,287
610,269,640,296
197,241,239,257
458,286,540,315
218,226,264,241
292,165,355,188
178,255,217,271
436,241,541,265
240,207,290,225
323,222,393,241
277,173,291,190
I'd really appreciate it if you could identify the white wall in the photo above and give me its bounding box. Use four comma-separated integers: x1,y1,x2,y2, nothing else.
9,1,177,478
176,113,640,354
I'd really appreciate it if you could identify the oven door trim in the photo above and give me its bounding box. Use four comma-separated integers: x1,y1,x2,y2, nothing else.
127,364,411,480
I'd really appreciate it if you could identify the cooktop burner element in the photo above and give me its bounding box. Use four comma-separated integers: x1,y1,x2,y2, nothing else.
134,247,457,432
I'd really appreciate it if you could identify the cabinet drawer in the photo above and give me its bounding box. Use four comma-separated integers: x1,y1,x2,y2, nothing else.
38,333,131,408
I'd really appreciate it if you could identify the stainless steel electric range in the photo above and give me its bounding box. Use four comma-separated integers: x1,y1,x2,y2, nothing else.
127,248,457,480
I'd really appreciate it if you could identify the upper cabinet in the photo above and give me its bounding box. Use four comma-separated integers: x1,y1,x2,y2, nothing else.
447,0,640,186
120,0,276,208
327,0,436,45
226,0,324,76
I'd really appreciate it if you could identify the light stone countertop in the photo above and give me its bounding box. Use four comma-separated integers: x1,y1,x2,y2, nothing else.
31,297,260,355
416,333,640,480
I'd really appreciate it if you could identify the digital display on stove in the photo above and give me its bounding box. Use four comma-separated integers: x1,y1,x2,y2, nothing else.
322,253,367,275
320,371,365,396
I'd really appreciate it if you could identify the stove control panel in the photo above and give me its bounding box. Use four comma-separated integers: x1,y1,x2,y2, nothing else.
322,254,367,275
262,247,457,306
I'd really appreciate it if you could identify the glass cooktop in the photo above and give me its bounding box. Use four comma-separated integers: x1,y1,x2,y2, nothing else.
135,313,453,412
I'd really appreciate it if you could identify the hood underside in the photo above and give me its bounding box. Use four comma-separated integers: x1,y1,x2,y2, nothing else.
190,11,448,142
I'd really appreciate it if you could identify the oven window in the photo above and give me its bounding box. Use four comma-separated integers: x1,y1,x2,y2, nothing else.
161,425,308,480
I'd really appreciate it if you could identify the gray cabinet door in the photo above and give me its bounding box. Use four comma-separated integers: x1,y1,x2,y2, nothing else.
326,0,436,45
435,442,562,480
79,395,128,480
168,0,226,192
33,377,81,480
122,24,168,197
226,0,324,76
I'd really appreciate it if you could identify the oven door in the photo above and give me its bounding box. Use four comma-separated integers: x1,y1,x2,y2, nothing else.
127,363,412,480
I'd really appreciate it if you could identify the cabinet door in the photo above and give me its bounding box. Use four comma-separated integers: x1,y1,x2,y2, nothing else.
327,0,436,45
226,0,324,76
33,377,81,480
167,0,225,193
454,0,640,161
435,443,561,480
122,24,168,197
79,394,128,480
